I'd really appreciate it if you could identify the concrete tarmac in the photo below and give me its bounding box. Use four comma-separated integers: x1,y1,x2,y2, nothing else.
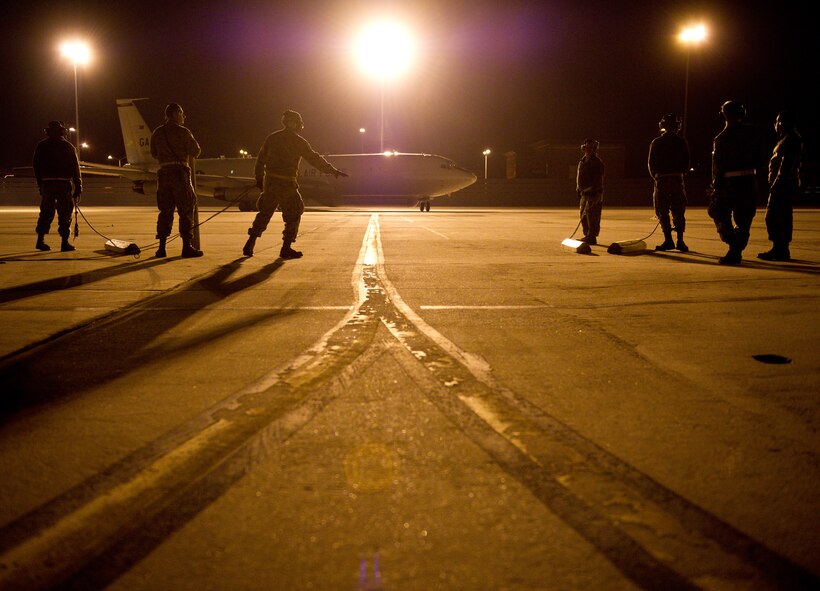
0,205,818,590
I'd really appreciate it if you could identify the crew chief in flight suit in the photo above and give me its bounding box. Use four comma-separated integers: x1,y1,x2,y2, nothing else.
243,110,348,259
150,102,203,258
648,113,690,252
32,121,82,252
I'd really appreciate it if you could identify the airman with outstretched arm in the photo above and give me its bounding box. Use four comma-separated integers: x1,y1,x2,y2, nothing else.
243,110,348,258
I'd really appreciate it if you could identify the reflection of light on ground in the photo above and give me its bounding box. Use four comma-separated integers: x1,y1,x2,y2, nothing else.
344,443,398,492
363,224,379,266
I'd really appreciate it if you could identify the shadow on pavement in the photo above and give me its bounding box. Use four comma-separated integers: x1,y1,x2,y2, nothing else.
0,257,290,421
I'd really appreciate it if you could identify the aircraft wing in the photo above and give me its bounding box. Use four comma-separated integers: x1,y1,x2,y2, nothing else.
80,161,155,181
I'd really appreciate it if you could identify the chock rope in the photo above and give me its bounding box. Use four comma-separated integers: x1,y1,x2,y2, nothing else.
72,186,253,258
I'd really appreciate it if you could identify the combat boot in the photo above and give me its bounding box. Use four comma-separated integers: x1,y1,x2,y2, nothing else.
61,237,75,252
757,243,790,261
655,231,675,251
155,237,167,258
243,235,257,257
718,248,742,266
35,234,51,251
675,232,689,252
181,241,204,258
279,241,303,259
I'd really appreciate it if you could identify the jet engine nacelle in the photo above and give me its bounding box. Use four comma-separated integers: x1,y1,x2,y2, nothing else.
132,180,157,197
213,186,260,211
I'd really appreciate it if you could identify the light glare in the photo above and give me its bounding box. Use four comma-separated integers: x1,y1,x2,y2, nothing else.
679,24,707,44
60,40,91,65
354,21,415,81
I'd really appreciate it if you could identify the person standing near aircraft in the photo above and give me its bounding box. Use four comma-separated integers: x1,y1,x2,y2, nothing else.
243,110,348,258
32,121,81,252
708,100,762,265
758,110,802,261
648,113,690,252
576,138,604,245
150,102,202,258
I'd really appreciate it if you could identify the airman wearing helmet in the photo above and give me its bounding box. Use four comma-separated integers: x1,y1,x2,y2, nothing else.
150,102,203,258
647,113,690,252
32,120,82,251
575,138,605,245
244,109,348,258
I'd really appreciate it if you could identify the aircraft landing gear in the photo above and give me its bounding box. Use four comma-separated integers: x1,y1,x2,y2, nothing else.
419,199,431,212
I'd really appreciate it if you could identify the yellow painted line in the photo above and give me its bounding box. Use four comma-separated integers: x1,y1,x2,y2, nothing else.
0,419,231,584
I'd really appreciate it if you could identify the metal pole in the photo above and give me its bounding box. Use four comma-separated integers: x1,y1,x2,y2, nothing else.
73,61,80,160
379,84,384,152
484,154,488,180
682,48,690,140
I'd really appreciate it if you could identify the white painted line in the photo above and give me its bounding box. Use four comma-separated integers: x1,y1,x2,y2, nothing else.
420,226,449,239
371,214,497,387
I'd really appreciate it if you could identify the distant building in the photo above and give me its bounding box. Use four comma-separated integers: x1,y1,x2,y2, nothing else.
505,141,626,180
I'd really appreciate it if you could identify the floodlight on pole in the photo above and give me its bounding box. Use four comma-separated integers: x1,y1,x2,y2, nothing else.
678,24,707,140
60,40,91,160
353,20,416,152
483,149,491,180
359,128,366,153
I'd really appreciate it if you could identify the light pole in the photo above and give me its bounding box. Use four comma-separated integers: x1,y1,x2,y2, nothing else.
678,24,707,140
60,40,91,160
359,128,366,153
353,20,415,153
107,154,126,167
483,149,491,180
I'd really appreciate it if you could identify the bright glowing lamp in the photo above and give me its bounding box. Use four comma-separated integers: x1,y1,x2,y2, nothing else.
354,21,415,81
679,24,707,44
354,21,416,151
60,40,92,66
60,40,92,159
677,24,708,139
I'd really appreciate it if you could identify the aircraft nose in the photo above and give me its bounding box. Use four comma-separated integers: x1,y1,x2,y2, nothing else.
463,169,477,187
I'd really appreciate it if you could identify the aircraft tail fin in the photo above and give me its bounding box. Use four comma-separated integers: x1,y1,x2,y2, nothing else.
116,98,156,167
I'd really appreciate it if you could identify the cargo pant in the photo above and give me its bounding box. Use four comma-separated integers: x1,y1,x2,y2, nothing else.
248,179,305,243
765,179,799,246
579,191,603,239
653,174,687,234
36,180,75,239
708,177,757,252
156,165,196,241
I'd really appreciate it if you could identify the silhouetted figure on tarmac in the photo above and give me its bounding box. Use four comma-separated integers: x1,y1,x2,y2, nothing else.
32,121,81,252
708,100,762,265
758,110,802,261
648,113,690,252
576,138,604,245
150,102,203,258
243,110,348,259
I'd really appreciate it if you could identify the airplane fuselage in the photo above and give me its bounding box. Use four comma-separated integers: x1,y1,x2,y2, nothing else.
83,99,477,209
194,152,476,200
